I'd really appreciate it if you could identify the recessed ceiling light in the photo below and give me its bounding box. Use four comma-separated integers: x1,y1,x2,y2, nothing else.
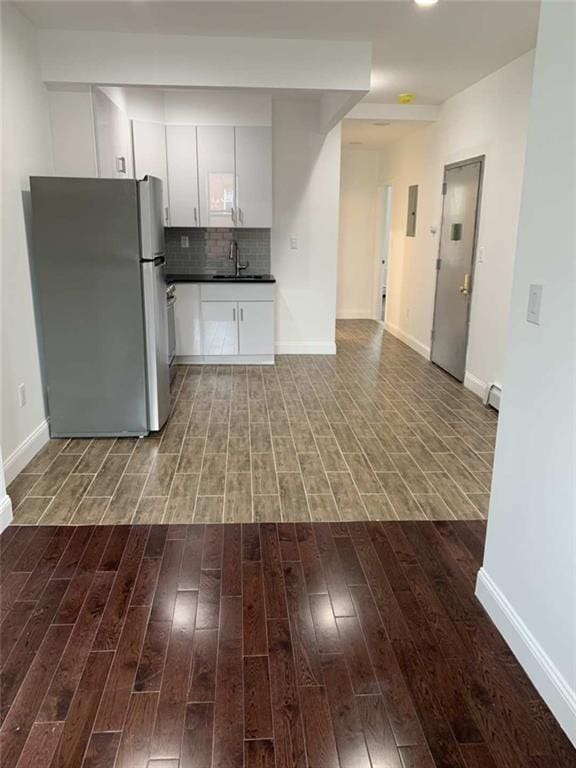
414,0,438,6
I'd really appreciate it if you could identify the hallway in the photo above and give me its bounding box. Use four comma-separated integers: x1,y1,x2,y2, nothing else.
7,321,496,526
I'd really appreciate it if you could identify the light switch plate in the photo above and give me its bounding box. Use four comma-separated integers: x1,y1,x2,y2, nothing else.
527,283,543,325
290,237,298,250
181,235,190,248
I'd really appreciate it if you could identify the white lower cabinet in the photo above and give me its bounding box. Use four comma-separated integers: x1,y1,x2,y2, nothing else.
174,282,275,363
174,284,202,358
202,301,239,356
238,301,274,355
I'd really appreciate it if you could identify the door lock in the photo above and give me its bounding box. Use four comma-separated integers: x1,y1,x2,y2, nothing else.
459,273,470,295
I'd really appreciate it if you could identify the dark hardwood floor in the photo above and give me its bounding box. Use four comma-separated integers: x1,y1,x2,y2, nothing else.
0,521,574,768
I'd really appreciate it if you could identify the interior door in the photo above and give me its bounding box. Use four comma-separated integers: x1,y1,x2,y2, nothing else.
202,301,238,356
166,125,200,227
197,126,236,227
235,127,272,227
430,158,483,381
238,301,274,355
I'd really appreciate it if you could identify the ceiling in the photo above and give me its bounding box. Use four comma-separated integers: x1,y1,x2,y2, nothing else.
16,0,540,104
342,118,428,148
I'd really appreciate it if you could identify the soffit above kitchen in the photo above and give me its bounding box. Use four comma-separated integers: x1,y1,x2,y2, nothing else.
17,0,540,105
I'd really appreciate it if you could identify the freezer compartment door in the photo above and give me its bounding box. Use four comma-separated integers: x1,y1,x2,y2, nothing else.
142,258,171,431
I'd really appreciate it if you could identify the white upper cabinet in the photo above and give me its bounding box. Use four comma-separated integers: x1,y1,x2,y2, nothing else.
196,126,236,228
132,120,170,225
235,127,272,228
93,89,133,180
166,125,200,228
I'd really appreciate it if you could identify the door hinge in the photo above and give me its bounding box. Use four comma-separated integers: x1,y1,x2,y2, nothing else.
430,328,435,343
442,182,447,195
436,258,442,270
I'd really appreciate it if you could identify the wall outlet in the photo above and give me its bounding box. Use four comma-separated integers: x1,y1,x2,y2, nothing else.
181,235,190,248
18,383,26,408
527,283,543,325
290,237,298,250
478,246,485,264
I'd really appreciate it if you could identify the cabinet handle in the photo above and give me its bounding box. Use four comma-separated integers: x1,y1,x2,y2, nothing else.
164,207,170,225
239,208,244,226
115,156,126,174
194,207,198,225
230,207,236,225
240,307,244,322
233,307,236,322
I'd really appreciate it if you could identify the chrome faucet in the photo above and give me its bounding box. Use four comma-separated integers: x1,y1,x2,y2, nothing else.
229,239,249,277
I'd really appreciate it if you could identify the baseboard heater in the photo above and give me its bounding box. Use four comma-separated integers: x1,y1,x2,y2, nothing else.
484,383,502,411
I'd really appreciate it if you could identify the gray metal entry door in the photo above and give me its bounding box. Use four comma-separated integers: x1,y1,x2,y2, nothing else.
430,158,483,381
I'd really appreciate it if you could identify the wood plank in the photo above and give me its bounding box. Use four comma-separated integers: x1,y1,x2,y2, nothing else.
356,694,403,768
181,703,214,768
188,628,218,703
38,571,114,722
0,625,71,767
13,723,63,768
115,692,159,768
151,591,198,760
309,594,341,654
92,526,149,650
221,524,241,596
313,524,355,617
243,560,267,656
320,654,371,768
282,562,322,687
299,686,340,768
48,651,114,768
260,524,288,620
267,619,306,768
213,596,243,768
243,655,273,739
94,605,149,731
80,732,121,768
244,739,275,768
296,523,327,595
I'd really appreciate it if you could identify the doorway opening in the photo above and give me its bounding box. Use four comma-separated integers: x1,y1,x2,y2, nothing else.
373,184,392,322
430,156,484,381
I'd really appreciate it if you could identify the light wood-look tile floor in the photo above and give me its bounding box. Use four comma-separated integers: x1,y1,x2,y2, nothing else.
8,321,497,525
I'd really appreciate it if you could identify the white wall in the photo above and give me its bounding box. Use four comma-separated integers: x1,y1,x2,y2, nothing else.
339,52,535,391
272,100,341,354
1,2,52,485
337,147,387,318
48,89,98,176
476,1,576,744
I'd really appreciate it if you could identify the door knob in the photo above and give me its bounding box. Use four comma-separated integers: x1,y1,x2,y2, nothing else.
459,273,470,295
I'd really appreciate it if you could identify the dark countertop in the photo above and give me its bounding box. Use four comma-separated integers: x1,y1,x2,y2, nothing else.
167,273,276,284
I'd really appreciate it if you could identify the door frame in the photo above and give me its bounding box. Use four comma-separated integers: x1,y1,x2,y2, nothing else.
430,155,485,379
372,184,393,321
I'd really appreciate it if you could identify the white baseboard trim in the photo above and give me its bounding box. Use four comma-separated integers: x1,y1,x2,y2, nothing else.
464,371,487,399
476,567,576,746
275,342,336,355
337,310,371,320
3,419,50,486
0,494,13,535
383,321,430,360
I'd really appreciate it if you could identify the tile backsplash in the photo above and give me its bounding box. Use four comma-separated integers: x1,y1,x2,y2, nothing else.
165,228,271,276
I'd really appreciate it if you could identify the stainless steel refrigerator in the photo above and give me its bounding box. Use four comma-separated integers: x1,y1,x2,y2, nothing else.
30,175,170,437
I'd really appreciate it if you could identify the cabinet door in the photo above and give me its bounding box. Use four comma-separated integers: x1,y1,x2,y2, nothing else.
175,284,202,357
238,301,274,355
197,126,235,227
166,125,200,227
235,127,272,228
202,301,238,356
132,120,169,225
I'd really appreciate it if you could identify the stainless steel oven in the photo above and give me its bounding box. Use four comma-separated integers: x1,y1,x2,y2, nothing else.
166,283,176,382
